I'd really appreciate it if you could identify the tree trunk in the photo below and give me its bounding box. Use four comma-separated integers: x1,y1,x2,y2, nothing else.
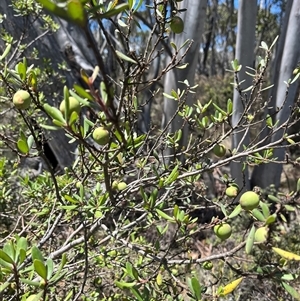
251,0,300,189
162,0,207,161
230,0,257,191
0,2,98,169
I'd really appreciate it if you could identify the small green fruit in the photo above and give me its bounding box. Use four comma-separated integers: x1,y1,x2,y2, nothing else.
239,191,260,211
92,127,110,145
226,186,238,197
213,144,226,157
170,16,184,34
117,182,127,191
13,90,31,109
112,180,118,190
254,227,268,243
59,97,81,115
214,223,232,240
202,261,213,270
75,182,82,189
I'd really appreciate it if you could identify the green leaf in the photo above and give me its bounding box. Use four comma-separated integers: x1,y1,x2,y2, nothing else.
3,241,15,262
43,104,66,124
50,253,67,282
59,205,78,210
98,3,129,19
268,194,281,203
260,201,270,218
227,98,233,114
25,292,44,301
31,246,44,262
265,214,276,225
0,282,10,293
46,258,54,280
213,103,227,116
296,178,300,192
281,274,298,281
34,259,47,279
0,43,11,61
19,249,26,264
282,282,300,300
67,0,87,27
28,71,37,91
17,139,29,154
164,165,179,185
115,50,137,64
245,225,255,255
0,250,14,264
228,204,242,219
190,276,202,300
17,62,27,81
155,209,174,221
251,208,266,222
73,84,93,101
27,135,34,150
115,281,136,288
126,262,139,280
266,114,273,127
129,287,144,301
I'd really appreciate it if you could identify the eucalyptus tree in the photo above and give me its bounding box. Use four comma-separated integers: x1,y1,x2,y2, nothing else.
162,0,207,160
230,0,257,190
251,0,300,189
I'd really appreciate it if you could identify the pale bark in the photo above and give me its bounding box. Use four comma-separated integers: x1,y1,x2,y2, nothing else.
162,0,207,160
251,0,300,189
230,0,257,190
0,2,96,169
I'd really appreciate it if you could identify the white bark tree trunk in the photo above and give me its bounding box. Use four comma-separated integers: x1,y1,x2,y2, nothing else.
251,0,300,189
230,0,257,191
162,0,207,161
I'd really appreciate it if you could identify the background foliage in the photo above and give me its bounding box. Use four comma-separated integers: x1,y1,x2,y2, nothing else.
0,0,300,300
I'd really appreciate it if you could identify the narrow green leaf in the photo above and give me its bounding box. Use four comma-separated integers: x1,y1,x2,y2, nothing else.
3,242,15,262
46,258,54,280
164,165,179,185
228,204,242,219
25,292,43,301
39,124,60,130
265,214,276,225
129,287,144,301
0,43,11,61
297,178,300,192
98,3,129,18
245,225,255,255
31,246,44,262
115,281,136,288
260,201,270,218
17,139,29,154
282,282,300,300
252,208,266,222
115,50,137,64
73,84,93,101
28,71,37,91
27,135,34,150
0,250,14,264
268,194,281,203
34,259,47,280
155,209,174,221
191,276,202,300
0,282,10,293
17,62,27,81
43,104,66,124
